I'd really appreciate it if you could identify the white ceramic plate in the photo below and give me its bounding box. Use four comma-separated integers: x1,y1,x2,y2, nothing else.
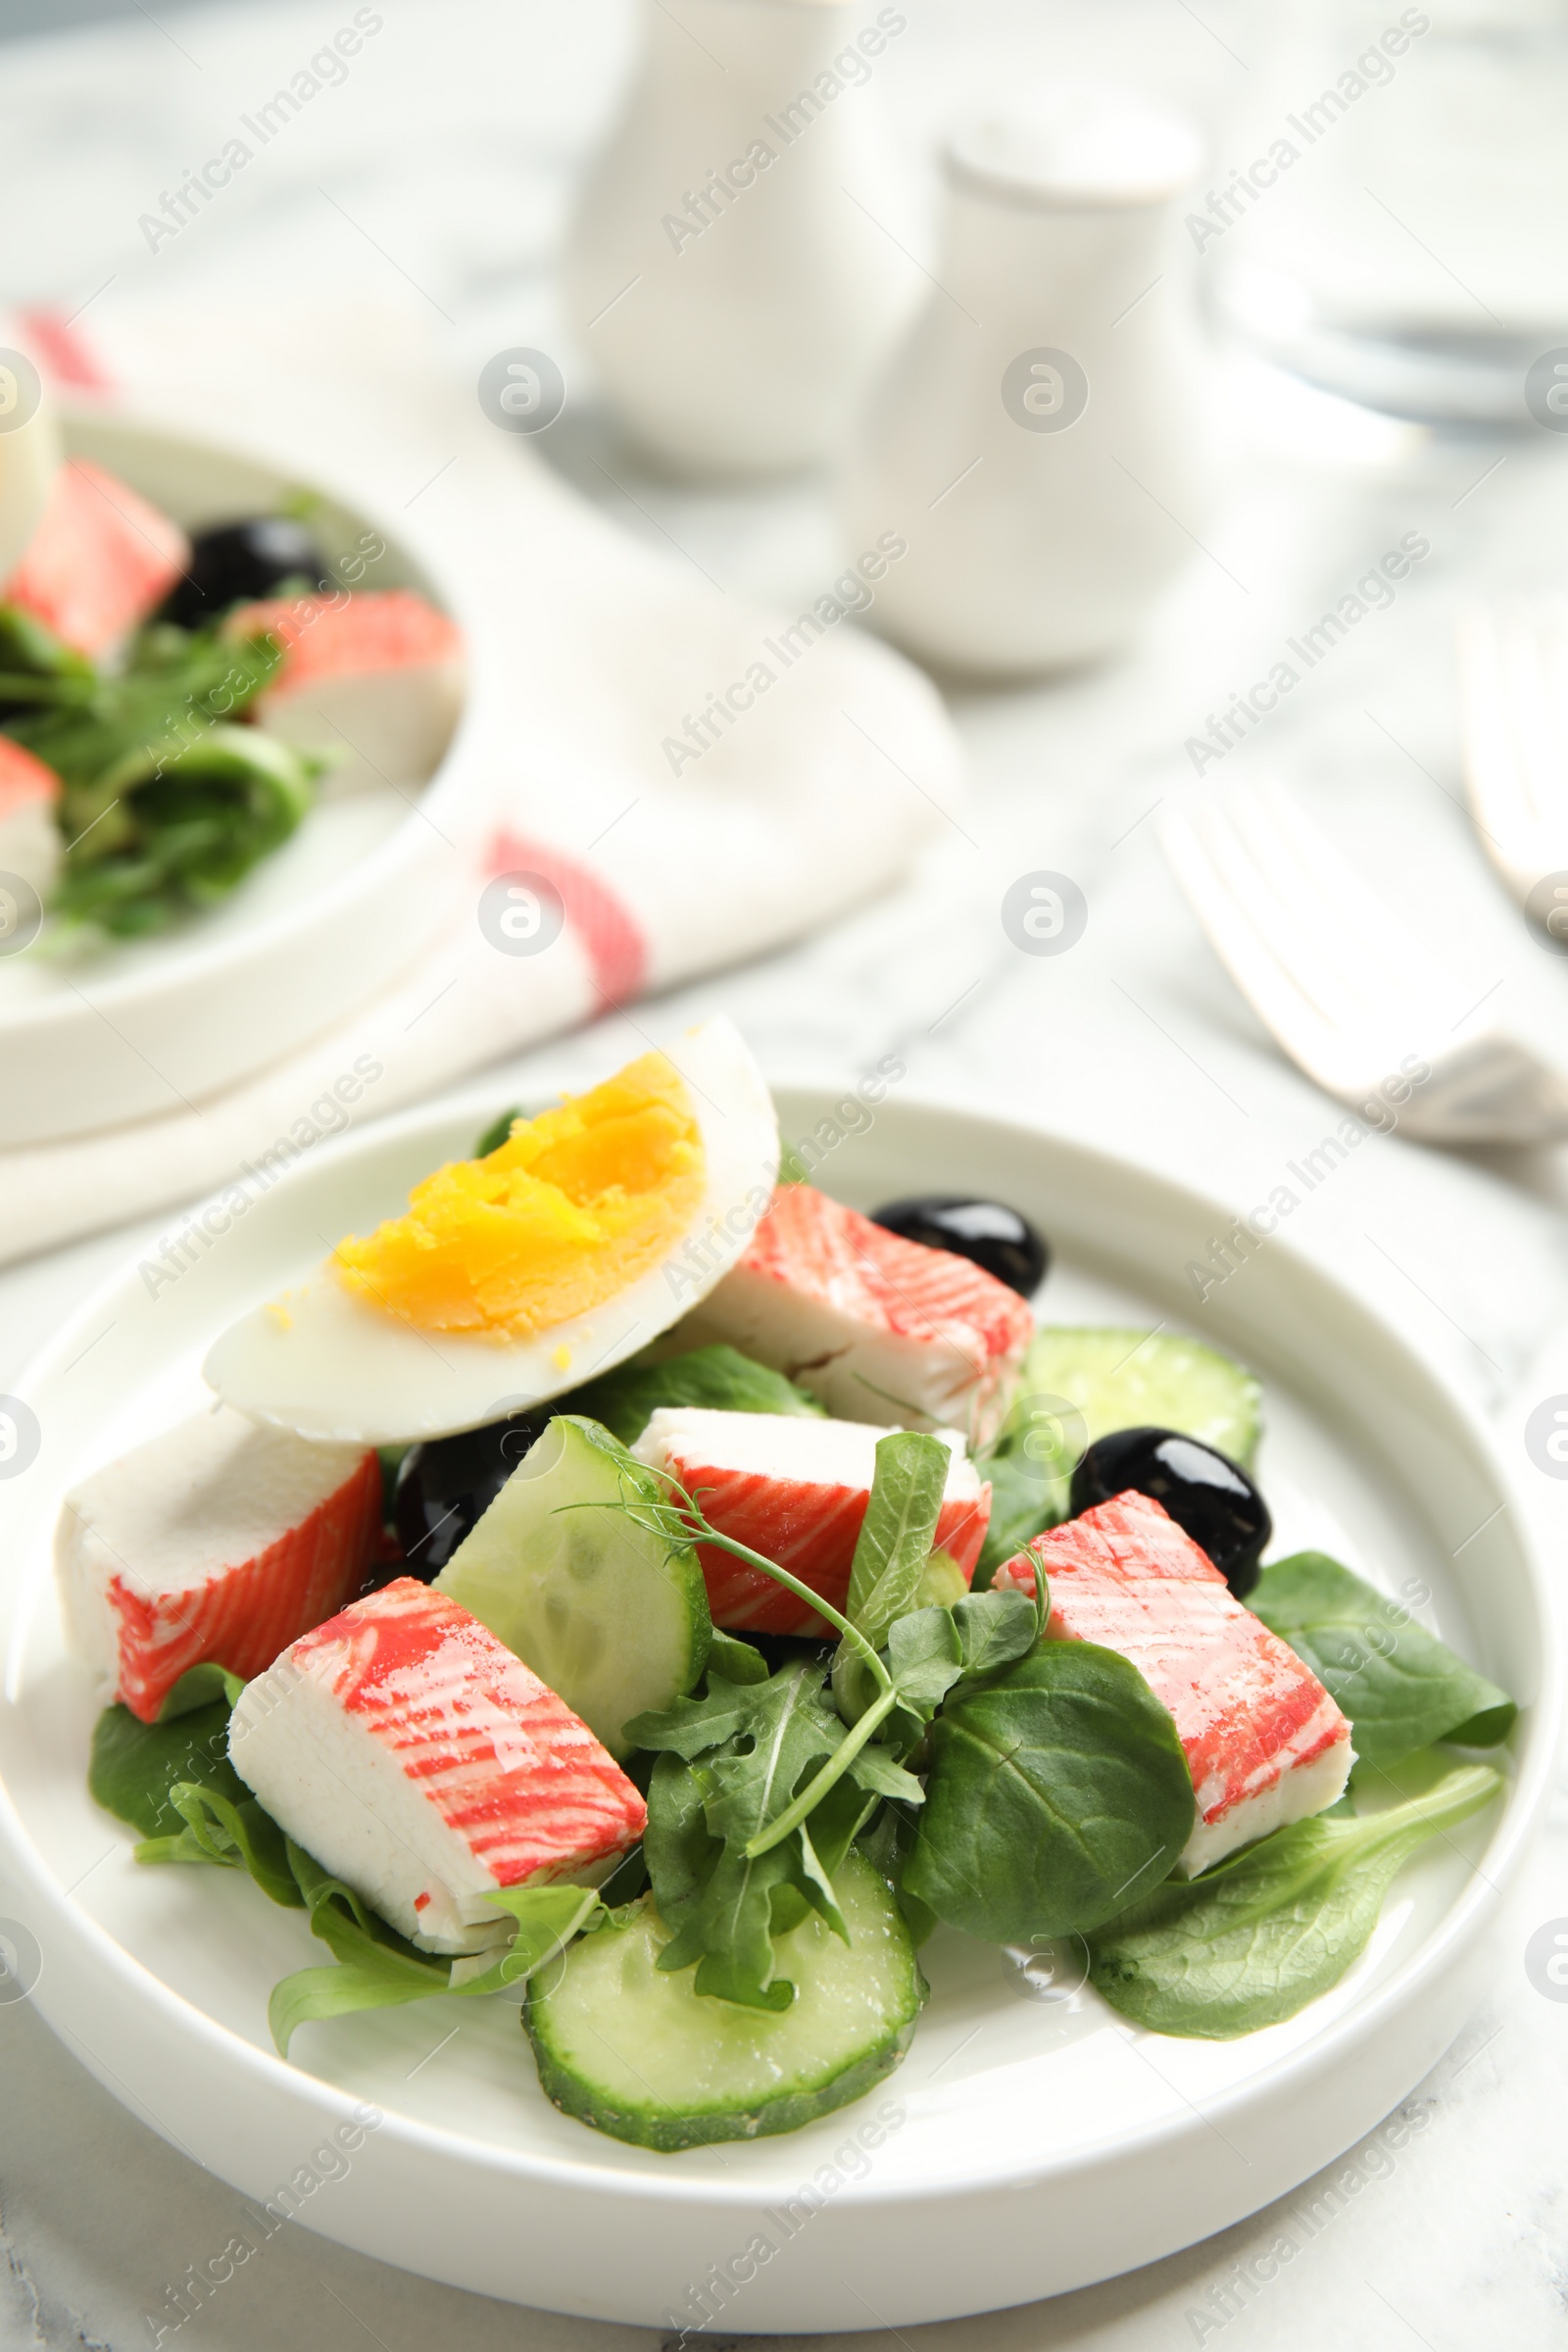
0,414,479,1151
0,1085,1555,2331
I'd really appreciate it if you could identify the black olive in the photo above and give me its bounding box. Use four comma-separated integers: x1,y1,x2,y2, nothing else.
392,1410,549,1580
870,1195,1048,1297
161,514,329,629
1069,1425,1271,1597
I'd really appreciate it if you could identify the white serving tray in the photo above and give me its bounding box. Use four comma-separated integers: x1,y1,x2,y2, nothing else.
0,414,480,1150
0,1082,1554,2330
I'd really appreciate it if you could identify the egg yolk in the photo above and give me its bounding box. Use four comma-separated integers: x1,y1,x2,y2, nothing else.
333,1052,705,1336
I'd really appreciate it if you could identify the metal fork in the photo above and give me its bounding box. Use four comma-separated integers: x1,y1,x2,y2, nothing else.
1161,779,1568,1146
1458,598,1568,919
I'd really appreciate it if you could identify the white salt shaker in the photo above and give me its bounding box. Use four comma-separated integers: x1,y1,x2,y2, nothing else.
839,85,1209,675
561,0,922,480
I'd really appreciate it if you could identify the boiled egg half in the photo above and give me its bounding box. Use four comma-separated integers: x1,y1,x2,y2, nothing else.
204,1016,780,1445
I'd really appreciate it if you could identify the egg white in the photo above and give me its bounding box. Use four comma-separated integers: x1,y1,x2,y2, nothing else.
202,1016,780,1445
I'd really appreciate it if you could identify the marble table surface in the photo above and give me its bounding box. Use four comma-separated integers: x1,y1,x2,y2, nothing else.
3,2,1567,2345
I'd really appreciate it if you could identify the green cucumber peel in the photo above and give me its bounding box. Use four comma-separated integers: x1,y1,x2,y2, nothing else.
1086,1761,1504,2037
628,1498,902,1854
1250,1551,1516,1766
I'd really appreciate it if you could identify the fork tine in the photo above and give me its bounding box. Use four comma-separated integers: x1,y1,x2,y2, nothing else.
1209,785,1452,1046
1459,597,1568,899
1241,782,1462,1024
1161,808,1368,1092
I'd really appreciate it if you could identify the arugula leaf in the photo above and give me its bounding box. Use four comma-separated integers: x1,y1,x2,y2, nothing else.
1250,1552,1516,1765
1087,1763,1503,2036
566,1344,825,1446
903,1642,1195,1943
269,1842,607,2049
705,1628,770,1685
856,1801,936,1947
639,1656,855,2008
845,1432,952,1647
89,1694,250,1839
644,1752,723,1941
474,1105,524,1156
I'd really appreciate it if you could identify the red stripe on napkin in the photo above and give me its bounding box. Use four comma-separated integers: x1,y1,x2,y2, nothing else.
16,309,115,394
485,829,648,1008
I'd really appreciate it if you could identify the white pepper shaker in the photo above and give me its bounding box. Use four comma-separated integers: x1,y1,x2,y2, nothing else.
562,0,922,480
839,85,1209,675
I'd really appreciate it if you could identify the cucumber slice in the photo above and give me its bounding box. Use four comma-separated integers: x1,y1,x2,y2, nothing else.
435,1415,710,1756
977,1328,1262,1582
525,1850,925,2149
1018,1326,1262,1464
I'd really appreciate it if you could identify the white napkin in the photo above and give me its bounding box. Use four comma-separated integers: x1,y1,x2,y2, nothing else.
0,302,965,1265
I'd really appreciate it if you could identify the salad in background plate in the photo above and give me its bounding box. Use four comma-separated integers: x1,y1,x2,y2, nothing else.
58,1019,1517,2149
0,431,461,941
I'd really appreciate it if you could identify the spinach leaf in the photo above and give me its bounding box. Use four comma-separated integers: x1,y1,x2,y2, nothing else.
566,1344,824,1446
1250,1552,1516,1765
973,1423,1073,1584
136,1780,304,1908
89,1693,249,1839
1086,1763,1502,2037
876,1587,1042,1751
952,1588,1042,1681
903,1642,1195,1943
94,1690,610,2049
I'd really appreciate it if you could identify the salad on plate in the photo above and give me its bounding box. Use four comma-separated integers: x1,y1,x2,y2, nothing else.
59,1020,1517,2150
0,451,461,939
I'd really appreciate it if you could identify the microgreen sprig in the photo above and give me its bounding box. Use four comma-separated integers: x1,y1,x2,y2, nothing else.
570,1472,902,1859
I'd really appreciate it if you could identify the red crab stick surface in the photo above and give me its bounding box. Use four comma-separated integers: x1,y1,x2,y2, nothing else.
227,1579,647,1953
56,1406,380,1724
5,459,187,656
691,1184,1033,1446
226,588,464,789
631,1406,991,1636
994,1491,1353,1872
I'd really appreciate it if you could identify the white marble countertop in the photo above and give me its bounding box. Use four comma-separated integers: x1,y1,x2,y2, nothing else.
3,2,1568,2346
